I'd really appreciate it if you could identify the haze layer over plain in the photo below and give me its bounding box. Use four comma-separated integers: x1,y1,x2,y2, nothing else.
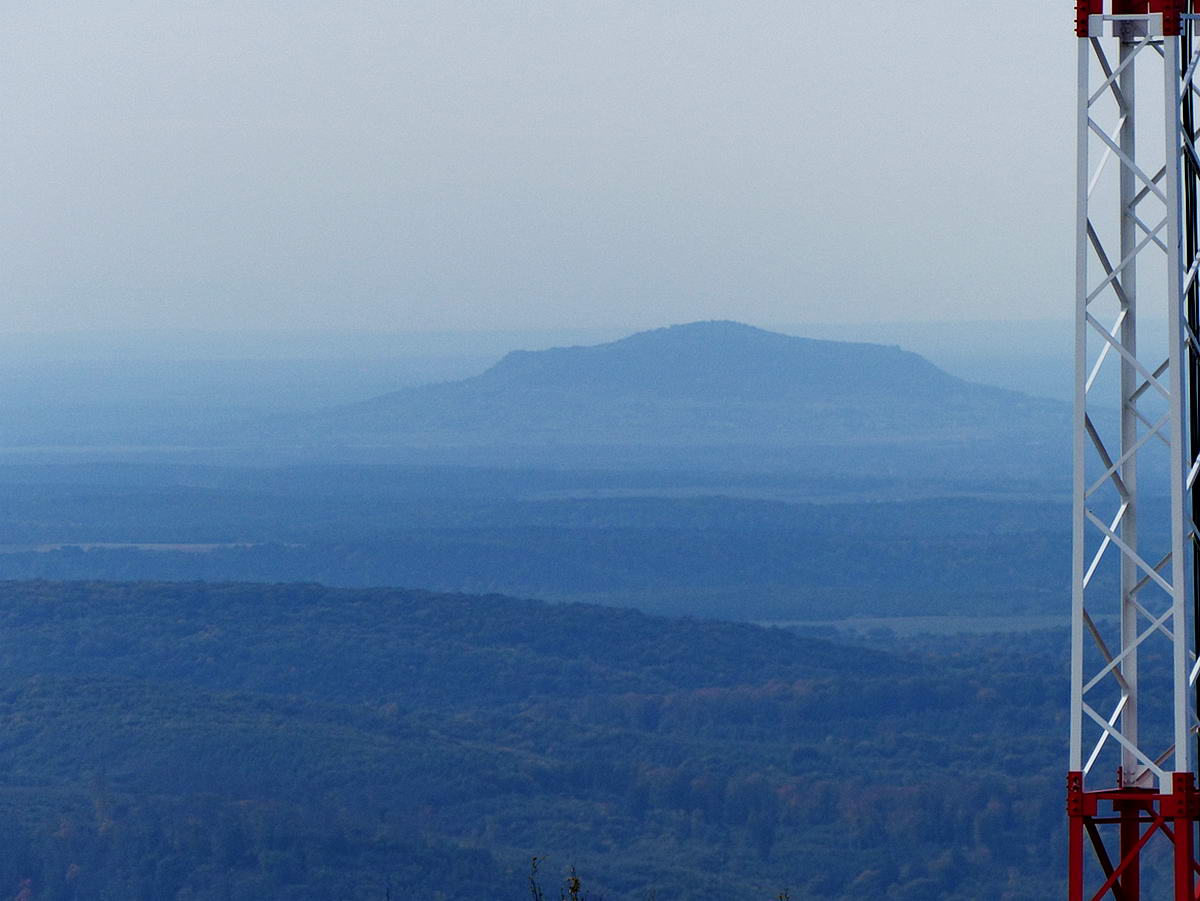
1,1,1067,333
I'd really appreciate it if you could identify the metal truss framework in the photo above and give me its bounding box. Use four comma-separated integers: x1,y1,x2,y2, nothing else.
1072,3,1200,899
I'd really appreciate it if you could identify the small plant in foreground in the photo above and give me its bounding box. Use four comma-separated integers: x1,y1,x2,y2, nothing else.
527,857,793,900
528,858,601,901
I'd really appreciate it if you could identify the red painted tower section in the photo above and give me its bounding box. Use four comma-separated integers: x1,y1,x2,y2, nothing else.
1067,772,1198,900
1078,2,1186,36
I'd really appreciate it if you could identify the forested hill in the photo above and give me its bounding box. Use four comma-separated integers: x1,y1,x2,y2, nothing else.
0,580,890,705
0,580,1067,900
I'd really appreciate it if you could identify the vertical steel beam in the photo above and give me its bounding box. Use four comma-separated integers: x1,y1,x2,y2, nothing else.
1119,28,1142,786
1173,774,1198,900
1163,33,1193,782
1174,815,1194,901
1119,798,1142,900
1071,28,1090,779
1069,786,1085,901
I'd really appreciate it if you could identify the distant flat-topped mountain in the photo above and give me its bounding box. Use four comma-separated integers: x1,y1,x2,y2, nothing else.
472,320,962,399
251,321,1066,462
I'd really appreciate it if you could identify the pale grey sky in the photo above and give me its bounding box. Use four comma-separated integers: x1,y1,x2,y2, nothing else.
0,1,1071,333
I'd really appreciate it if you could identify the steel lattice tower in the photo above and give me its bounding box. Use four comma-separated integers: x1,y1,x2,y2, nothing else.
1072,2,1200,898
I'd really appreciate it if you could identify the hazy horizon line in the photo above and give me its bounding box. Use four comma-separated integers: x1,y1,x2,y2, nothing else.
0,316,1085,339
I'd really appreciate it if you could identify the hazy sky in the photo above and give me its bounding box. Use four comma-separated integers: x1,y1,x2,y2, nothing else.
1,1,1070,333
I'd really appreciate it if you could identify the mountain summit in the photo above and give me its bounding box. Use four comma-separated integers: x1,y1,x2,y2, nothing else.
476,321,962,400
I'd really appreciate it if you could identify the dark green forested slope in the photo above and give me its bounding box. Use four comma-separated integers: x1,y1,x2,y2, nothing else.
0,581,1067,900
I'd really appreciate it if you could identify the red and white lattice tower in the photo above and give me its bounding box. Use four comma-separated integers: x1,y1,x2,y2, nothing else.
1072,2,1200,899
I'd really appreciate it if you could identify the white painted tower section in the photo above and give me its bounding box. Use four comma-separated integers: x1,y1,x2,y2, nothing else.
1072,10,1199,793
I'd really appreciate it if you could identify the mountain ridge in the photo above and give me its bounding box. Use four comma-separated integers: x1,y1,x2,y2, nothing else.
354,320,987,405
249,320,1064,463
